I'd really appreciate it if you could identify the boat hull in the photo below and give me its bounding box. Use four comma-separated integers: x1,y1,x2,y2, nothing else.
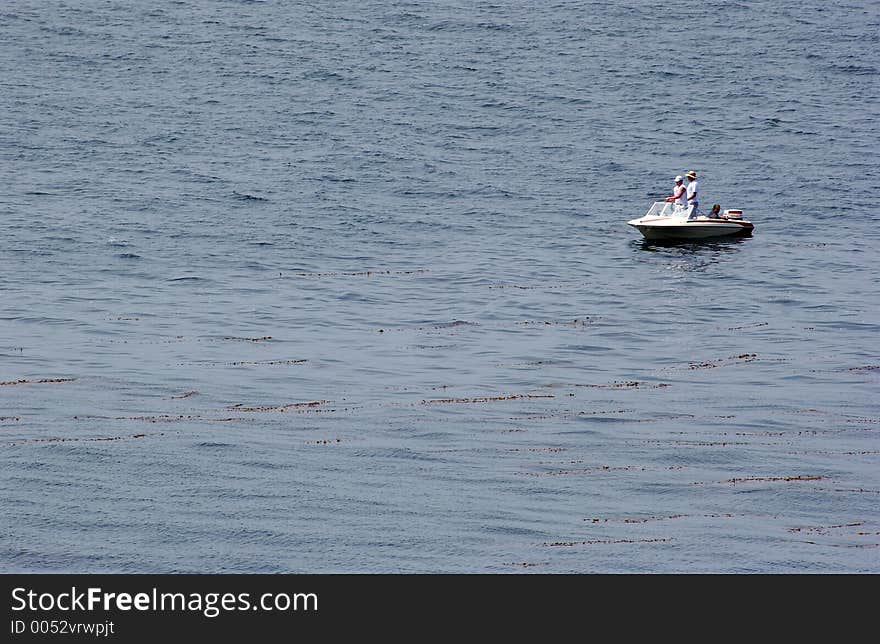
628,217,754,240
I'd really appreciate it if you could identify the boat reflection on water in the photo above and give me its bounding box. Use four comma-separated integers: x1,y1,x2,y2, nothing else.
629,234,753,274
635,235,752,252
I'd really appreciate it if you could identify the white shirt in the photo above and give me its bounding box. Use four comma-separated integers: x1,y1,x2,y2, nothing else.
672,183,687,207
686,179,699,205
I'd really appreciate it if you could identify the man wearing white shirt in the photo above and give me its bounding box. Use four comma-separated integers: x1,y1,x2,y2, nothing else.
685,170,699,217
665,175,688,210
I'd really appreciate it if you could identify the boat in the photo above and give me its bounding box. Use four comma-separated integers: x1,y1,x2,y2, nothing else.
627,202,754,241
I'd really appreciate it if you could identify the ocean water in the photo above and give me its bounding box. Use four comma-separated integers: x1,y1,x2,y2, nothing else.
1,0,878,573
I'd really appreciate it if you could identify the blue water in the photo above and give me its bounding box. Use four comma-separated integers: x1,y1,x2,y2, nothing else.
1,0,878,573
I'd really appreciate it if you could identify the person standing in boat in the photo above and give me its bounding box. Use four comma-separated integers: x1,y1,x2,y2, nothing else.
685,170,699,217
664,175,688,210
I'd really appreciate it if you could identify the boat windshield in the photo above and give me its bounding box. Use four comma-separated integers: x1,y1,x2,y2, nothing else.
645,202,692,218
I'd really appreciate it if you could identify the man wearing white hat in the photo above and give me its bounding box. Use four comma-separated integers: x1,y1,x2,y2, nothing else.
665,175,687,210
685,170,699,217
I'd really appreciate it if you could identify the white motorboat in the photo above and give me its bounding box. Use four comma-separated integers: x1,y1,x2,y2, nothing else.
627,202,754,241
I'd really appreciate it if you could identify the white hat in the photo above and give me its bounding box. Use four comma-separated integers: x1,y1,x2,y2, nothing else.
674,175,683,182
